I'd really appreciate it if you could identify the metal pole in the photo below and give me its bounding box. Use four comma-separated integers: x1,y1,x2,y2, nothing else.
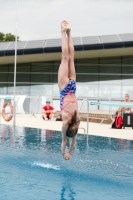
0,99,2,126
87,100,89,135
13,0,18,128
78,99,89,135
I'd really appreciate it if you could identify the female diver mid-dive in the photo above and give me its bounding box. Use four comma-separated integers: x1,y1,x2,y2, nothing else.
58,20,80,160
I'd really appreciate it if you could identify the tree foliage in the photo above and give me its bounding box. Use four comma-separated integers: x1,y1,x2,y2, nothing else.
0,32,5,41
0,32,19,42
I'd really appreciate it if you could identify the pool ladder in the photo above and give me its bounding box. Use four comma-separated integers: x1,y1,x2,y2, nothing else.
78,99,89,135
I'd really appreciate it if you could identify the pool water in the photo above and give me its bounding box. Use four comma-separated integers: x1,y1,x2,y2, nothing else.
0,125,133,200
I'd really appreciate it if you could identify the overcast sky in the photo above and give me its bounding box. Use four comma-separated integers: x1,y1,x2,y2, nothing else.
0,0,133,41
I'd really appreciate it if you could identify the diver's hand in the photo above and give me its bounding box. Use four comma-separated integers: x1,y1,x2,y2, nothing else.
63,152,71,160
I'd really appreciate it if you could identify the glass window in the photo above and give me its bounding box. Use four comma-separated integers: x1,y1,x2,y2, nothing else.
122,66,133,74
77,58,98,73
122,85,133,98
9,63,31,72
0,84,7,94
122,75,133,98
32,62,54,72
8,72,30,82
2,56,133,99
76,83,98,97
7,84,30,95
77,75,98,83
99,75,121,84
53,74,58,83
8,73,14,82
0,73,8,82
0,65,8,72
52,84,59,96
30,84,52,96
99,57,121,74
122,76,133,85
122,56,133,74
7,84,14,95
100,57,121,65
31,74,53,83
99,57,121,98
16,73,30,82
99,66,121,74
16,84,30,95
99,85,121,98
122,56,133,65
54,61,60,73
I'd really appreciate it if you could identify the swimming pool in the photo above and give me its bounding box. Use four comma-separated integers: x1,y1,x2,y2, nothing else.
0,125,133,200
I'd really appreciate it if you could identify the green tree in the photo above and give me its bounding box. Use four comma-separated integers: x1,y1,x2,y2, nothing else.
0,32,5,42
0,32,19,42
5,33,19,41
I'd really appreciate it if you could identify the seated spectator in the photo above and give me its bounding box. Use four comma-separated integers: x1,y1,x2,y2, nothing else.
115,94,131,117
42,101,56,121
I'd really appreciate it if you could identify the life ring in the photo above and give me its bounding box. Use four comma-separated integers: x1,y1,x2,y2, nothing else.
2,103,13,122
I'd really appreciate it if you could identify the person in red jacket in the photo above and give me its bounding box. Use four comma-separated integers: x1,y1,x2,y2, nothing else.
42,101,56,121
118,94,131,116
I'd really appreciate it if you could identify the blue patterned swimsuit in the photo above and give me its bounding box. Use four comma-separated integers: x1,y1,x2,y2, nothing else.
60,79,76,110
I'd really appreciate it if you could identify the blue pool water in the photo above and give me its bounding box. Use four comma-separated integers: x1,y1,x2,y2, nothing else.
0,125,133,200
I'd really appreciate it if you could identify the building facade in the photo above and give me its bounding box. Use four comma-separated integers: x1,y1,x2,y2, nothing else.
0,33,133,100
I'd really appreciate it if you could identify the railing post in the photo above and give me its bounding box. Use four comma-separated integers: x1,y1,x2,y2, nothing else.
78,98,90,136
0,99,2,127
86,100,89,135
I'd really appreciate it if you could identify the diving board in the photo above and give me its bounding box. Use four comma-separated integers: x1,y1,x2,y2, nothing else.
90,101,133,108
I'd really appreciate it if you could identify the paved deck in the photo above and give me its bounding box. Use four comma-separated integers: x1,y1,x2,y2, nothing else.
0,114,133,140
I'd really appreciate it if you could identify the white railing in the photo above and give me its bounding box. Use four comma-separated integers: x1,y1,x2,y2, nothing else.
77,97,110,123
78,99,90,135
1,95,132,126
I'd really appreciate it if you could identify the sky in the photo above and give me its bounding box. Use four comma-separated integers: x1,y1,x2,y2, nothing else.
0,0,133,41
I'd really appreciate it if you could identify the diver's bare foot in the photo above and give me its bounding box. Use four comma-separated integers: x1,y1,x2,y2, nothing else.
63,152,71,160
61,20,71,33
62,20,71,32
61,21,67,32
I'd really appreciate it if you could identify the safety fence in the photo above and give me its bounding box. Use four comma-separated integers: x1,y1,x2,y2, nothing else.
77,97,110,123
78,97,133,124
0,96,60,126
0,95,60,115
0,95,133,127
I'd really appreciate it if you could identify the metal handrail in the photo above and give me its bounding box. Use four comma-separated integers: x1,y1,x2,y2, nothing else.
78,127,86,135
77,96,109,100
79,99,90,135
77,96,110,124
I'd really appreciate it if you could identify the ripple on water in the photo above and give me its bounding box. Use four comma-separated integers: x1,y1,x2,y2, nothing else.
30,161,61,170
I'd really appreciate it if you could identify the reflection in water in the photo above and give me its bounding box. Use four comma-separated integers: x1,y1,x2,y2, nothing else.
41,129,54,142
0,126,133,200
61,185,75,200
1,125,13,144
115,138,131,149
24,127,41,146
1,126,133,153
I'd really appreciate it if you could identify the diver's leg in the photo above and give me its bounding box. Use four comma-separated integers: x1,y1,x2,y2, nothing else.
58,23,69,90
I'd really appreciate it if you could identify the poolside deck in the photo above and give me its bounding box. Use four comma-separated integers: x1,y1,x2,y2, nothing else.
0,114,133,140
